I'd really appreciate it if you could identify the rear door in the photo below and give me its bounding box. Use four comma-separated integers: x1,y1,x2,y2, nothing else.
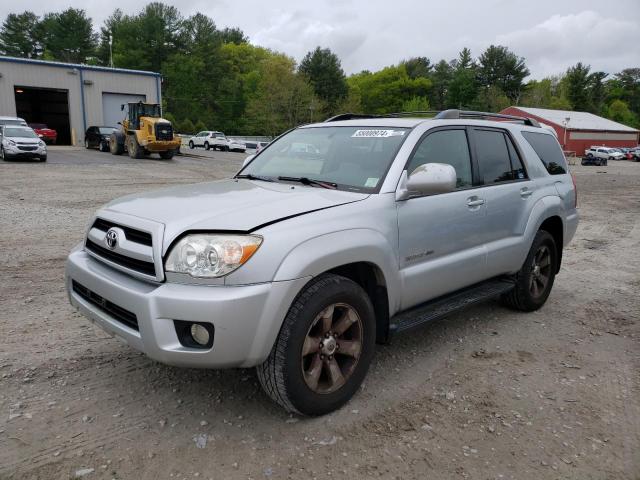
396,127,490,309
470,127,534,277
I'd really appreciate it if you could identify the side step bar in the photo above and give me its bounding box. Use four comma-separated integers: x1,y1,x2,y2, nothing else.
389,277,515,335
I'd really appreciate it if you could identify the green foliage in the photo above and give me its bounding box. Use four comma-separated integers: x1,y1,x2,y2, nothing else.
39,9,97,63
178,118,195,135
0,12,41,58
401,96,430,112
447,48,478,108
402,57,432,79
299,47,348,115
348,65,431,114
564,62,592,111
605,99,638,127
477,45,529,102
428,60,453,110
193,119,208,132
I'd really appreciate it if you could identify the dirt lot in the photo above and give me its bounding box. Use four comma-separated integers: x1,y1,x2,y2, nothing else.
1,149,638,479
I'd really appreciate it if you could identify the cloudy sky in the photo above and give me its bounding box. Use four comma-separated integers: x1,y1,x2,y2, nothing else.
1,0,639,78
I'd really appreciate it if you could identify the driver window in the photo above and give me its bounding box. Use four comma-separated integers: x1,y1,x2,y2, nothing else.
407,129,473,189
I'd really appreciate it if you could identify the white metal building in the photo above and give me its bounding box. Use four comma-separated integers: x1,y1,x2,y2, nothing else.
0,56,161,145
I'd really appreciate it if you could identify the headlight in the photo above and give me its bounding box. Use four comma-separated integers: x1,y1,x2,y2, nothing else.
7,139,16,146
39,141,45,147
165,234,263,278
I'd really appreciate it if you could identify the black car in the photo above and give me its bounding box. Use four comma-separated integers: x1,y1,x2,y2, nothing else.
581,154,607,166
85,126,117,152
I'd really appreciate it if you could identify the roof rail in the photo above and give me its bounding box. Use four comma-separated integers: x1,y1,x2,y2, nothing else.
325,113,383,122
435,109,541,127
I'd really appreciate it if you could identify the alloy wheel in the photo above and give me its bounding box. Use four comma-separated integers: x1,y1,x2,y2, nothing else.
529,245,551,298
301,303,363,394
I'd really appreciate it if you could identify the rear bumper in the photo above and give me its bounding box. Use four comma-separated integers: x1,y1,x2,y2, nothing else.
65,247,309,368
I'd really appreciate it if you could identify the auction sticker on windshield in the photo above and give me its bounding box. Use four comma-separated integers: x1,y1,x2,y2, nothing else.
352,129,405,138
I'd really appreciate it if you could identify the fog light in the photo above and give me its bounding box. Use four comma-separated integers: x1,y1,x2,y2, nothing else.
190,323,210,346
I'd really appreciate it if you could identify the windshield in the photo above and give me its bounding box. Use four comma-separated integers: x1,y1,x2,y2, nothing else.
240,126,409,191
99,127,116,134
4,127,38,138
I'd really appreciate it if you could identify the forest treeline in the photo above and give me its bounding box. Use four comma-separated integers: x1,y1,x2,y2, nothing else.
1,3,638,135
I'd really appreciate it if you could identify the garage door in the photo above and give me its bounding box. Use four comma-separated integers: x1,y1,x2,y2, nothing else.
102,93,146,128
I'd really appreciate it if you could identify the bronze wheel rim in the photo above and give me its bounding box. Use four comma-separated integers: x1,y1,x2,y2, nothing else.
530,245,551,298
301,303,363,394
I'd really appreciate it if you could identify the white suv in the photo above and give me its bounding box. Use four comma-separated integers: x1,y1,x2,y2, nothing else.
188,131,246,152
584,146,624,162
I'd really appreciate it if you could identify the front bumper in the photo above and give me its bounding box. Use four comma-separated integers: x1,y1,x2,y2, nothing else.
4,149,46,160
145,139,181,152
66,248,309,368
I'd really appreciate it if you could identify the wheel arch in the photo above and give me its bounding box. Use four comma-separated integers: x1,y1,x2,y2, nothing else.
538,215,563,273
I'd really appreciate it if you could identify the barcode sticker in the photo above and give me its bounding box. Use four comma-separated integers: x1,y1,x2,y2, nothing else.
352,129,405,138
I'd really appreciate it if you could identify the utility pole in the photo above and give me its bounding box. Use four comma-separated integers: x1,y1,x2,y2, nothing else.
109,35,114,68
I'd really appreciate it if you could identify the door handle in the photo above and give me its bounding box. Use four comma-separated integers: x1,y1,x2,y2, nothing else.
466,197,485,207
520,188,533,198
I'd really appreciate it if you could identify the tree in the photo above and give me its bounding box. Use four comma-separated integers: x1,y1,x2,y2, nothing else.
401,96,430,112
428,60,452,110
0,12,42,58
588,71,608,114
477,45,529,103
402,57,432,79
447,48,477,108
194,119,208,132
564,62,592,111
178,118,195,134
219,27,247,45
606,99,637,127
40,9,97,63
299,47,348,115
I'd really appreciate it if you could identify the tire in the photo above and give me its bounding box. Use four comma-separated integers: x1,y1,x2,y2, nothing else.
40,155,47,162
603,160,608,166
99,141,109,152
581,159,587,166
127,135,144,159
159,150,174,159
224,145,229,152
256,274,376,416
84,138,90,149
204,142,210,151
501,230,558,312
110,134,124,155
189,141,194,149
1,147,6,161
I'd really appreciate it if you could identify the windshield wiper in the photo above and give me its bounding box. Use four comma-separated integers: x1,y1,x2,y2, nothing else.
277,176,337,190
235,174,274,182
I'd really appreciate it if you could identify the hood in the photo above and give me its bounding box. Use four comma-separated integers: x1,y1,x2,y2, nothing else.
102,178,368,244
7,136,39,144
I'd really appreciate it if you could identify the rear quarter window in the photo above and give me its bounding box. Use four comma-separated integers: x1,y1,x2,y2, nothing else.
521,131,568,175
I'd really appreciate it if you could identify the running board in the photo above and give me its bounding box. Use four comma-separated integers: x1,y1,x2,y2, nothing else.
389,277,515,335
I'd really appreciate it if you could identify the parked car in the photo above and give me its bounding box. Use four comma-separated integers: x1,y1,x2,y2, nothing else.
581,155,607,166
29,123,57,144
85,126,117,152
188,131,240,151
0,125,47,161
584,146,624,162
227,138,247,153
628,147,640,161
65,109,578,415
0,116,28,127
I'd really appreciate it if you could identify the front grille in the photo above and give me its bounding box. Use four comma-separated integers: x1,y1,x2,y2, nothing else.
155,122,173,141
72,280,139,331
18,146,37,151
92,218,152,246
85,239,156,276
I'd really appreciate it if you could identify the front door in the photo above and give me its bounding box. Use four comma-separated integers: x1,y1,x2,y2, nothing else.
396,127,489,310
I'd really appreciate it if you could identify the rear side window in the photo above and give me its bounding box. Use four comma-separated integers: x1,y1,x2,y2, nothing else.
522,131,568,175
474,129,513,184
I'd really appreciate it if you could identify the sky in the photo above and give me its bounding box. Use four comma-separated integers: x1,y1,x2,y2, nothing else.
1,0,639,78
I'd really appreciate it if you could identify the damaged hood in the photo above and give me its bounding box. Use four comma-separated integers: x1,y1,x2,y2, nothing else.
102,178,368,245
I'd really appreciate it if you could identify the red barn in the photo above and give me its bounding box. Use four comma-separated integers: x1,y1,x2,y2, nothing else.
500,106,639,155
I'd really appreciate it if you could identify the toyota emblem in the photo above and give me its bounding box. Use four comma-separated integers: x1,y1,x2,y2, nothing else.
105,228,119,250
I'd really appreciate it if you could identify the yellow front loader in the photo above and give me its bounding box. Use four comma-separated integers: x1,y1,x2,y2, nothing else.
110,102,181,159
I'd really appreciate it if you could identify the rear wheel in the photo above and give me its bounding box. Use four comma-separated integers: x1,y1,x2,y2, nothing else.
204,142,210,151
127,135,144,159
110,134,124,155
257,274,376,416
189,141,194,149
84,138,90,149
502,230,557,311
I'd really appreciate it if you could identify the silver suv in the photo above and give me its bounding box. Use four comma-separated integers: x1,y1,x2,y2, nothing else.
65,110,578,415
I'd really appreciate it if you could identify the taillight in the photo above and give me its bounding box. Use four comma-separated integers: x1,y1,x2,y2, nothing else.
571,173,578,208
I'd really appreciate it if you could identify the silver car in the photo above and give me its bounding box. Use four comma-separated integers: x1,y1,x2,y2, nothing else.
1,125,47,161
65,110,578,415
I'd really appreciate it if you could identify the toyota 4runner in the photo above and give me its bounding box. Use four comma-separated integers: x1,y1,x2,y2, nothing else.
65,109,578,415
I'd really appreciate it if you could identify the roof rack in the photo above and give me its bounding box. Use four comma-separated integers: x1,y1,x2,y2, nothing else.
435,109,541,127
325,109,540,127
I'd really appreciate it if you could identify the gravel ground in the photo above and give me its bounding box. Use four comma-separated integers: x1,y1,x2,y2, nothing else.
0,149,638,480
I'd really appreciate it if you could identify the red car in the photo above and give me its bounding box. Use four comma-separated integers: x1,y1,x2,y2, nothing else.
28,123,57,144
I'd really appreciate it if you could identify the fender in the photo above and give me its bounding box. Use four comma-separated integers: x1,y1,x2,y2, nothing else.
273,228,401,314
518,195,564,267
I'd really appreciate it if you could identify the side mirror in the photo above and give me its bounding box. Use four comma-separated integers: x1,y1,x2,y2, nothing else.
242,154,255,168
406,163,456,196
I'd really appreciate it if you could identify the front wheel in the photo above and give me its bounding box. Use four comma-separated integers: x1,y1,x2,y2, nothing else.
257,274,376,416
204,142,210,151
502,230,558,311
84,138,90,149
127,135,144,159
189,141,194,149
